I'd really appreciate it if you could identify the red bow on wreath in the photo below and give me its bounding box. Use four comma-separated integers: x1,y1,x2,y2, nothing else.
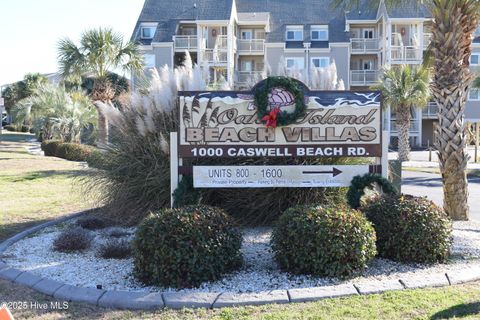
262,107,281,128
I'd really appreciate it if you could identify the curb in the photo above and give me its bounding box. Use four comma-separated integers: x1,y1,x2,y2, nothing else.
1,212,480,310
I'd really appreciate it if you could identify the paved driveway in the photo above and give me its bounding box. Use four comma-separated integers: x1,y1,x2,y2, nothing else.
402,170,480,222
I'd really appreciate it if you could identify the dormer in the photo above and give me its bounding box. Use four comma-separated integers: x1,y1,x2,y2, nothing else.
140,23,158,40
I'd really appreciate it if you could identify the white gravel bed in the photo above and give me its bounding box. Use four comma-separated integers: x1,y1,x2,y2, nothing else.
2,221,480,293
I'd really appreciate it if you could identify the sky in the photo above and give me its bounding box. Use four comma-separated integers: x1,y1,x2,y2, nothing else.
0,0,146,86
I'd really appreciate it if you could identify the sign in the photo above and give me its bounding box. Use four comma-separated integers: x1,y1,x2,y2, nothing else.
193,165,376,188
178,80,382,158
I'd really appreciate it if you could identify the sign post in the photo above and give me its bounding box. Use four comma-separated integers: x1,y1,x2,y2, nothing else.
170,78,386,206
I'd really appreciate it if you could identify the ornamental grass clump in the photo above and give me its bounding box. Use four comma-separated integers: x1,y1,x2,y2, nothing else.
362,195,452,264
132,205,243,288
53,227,93,253
271,204,376,278
96,239,132,259
76,216,107,230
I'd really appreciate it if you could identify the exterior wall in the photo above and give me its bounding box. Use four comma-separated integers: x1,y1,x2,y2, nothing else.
466,101,480,122
153,45,174,68
265,45,285,74
329,45,350,88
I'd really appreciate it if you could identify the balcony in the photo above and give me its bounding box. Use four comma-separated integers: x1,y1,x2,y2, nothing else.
236,71,265,85
212,35,228,50
422,102,438,119
174,35,198,51
237,39,265,54
201,49,228,64
350,38,379,54
350,70,379,86
390,46,422,63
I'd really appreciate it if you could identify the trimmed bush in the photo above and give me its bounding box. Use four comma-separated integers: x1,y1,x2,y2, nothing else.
133,205,243,288
4,125,16,132
53,227,93,252
271,204,377,278
107,227,131,238
56,143,95,161
86,148,110,170
76,216,107,230
362,195,452,263
20,125,30,132
97,239,132,259
41,140,63,156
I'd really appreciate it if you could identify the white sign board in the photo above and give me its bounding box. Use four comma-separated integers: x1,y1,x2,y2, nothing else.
193,165,372,188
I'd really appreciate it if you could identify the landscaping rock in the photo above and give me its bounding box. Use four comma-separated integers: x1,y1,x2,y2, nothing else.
98,291,164,310
163,292,219,309
447,267,480,284
213,290,289,308
400,274,449,289
14,272,43,288
354,280,404,295
0,268,23,281
33,279,65,296
288,284,358,303
53,284,105,305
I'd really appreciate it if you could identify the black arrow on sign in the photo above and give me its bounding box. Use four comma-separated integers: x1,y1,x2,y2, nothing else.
302,167,342,177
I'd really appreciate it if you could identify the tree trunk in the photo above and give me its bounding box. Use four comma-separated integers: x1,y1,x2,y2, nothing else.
396,106,411,162
92,77,115,146
429,0,478,220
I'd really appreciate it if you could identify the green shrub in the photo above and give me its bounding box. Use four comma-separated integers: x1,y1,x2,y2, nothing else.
41,140,63,156
96,239,132,259
362,195,452,263
53,227,93,252
86,148,110,170
133,205,243,288
20,125,30,132
271,204,377,278
55,143,95,161
4,125,16,132
76,216,107,230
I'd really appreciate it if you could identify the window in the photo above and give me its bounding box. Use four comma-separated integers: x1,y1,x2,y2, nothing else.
286,57,305,70
241,30,253,40
311,26,329,41
311,57,330,69
142,54,156,68
241,60,253,71
471,54,480,65
286,26,304,41
363,28,374,39
469,88,480,101
140,26,156,39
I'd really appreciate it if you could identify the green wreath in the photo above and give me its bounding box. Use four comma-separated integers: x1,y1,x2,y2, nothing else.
254,76,307,127
347,173,398,209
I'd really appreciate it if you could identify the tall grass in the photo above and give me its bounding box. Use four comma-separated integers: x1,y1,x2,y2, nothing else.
85,53,358,226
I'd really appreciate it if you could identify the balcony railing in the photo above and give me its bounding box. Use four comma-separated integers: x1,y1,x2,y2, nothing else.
174,35,198,50
350,70,378,86
211,35,228,50
236,71,265,84
238,39,265,53
350,38,379,53
201,49,228,64
390,46,422,62
424,33,432,49
422,102,438,118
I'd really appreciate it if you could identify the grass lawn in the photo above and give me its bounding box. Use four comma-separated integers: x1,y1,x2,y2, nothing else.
0,132,479,319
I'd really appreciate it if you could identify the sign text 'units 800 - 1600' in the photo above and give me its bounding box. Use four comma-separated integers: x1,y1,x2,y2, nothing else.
178,85,382,158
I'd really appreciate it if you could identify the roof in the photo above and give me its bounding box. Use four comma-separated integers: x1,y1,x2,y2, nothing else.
132,0,433,44
132,0,233,43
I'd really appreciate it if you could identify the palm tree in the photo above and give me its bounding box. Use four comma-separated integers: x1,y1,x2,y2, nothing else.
333,0,480,220
57,27,143,145
13,84,97,142
373,65,430,161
